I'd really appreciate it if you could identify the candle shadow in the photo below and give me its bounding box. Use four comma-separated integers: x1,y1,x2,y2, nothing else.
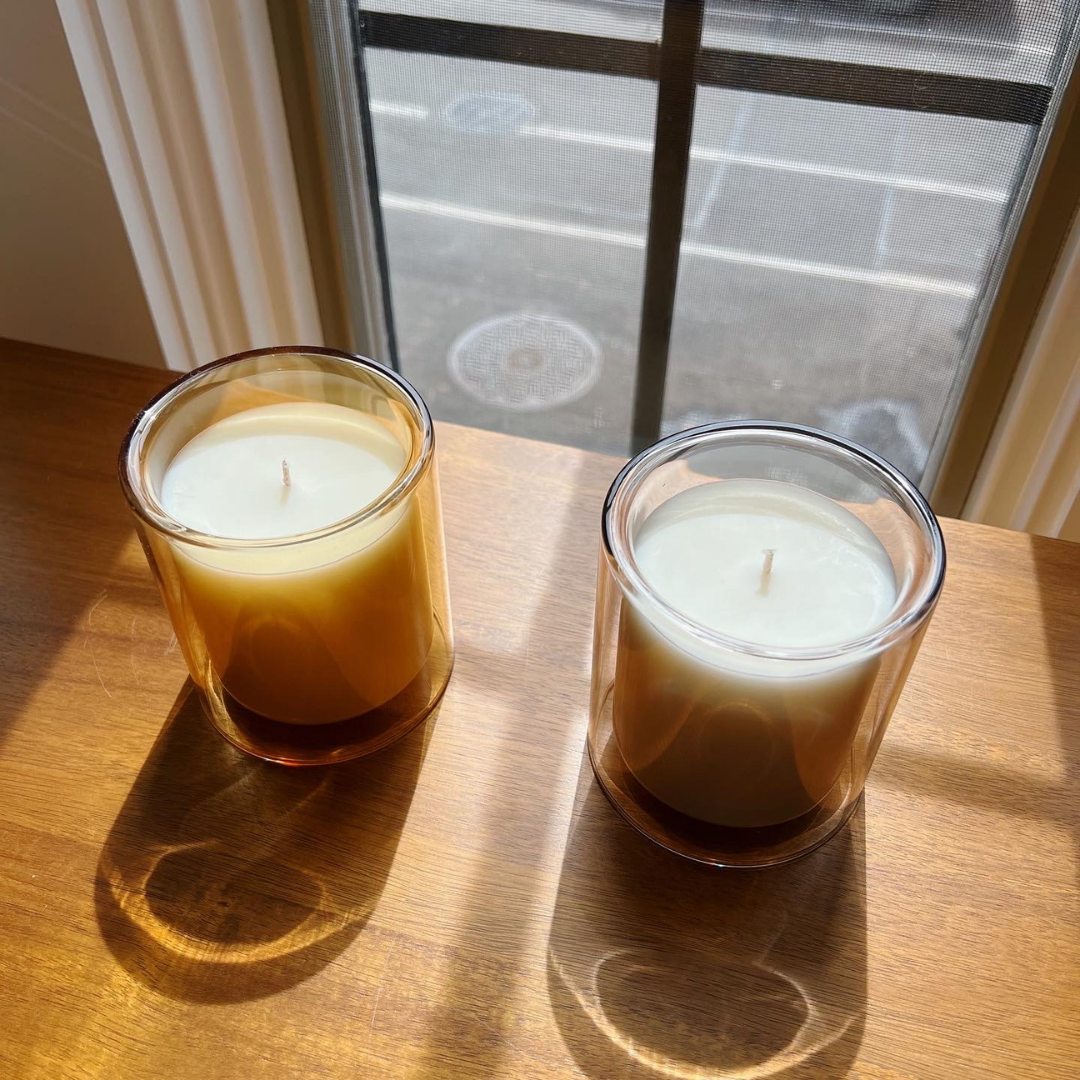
95,681,429,1002
0,343,173,751
548,754,867,1080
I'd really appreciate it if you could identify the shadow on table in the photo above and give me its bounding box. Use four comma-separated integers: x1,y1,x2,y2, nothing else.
1030,534,1080,881
0,342,170,751
95,682,429,1003
401,447,620,1078
871,739,1067,823
548,757,867,1080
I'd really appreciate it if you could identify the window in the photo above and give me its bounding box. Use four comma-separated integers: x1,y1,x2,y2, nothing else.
286,0,1080,499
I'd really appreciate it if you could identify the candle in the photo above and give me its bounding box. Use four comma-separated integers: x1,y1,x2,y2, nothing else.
159,401,433,726
612,479,898,828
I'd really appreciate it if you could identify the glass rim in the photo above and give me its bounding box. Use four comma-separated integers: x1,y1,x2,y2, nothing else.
118,345,434,550
602,421,947,662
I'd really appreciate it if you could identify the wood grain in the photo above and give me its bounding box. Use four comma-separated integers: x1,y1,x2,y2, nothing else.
1,337,1078,1080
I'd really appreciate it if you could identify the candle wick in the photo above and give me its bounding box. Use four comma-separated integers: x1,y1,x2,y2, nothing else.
758,548,776,597
281,459,291,489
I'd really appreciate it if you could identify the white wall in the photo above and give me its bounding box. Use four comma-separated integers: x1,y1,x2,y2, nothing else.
0,0,162,366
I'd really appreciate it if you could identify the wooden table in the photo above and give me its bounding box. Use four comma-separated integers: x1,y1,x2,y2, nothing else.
1,339,1078,1080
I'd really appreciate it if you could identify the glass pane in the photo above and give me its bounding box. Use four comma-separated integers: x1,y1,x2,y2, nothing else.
362,0,663,42
662,89,1033,481
366,49,656,453
306,0,1079,482
703,0,1077,83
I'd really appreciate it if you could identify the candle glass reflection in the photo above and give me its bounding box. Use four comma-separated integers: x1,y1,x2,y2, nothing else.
120,347,453,765
589,423,945,866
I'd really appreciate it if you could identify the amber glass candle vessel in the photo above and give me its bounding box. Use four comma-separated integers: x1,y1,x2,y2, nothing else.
120,346,453,764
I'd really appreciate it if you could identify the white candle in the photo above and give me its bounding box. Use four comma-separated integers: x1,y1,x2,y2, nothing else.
613,479,897,828
159,402,433,725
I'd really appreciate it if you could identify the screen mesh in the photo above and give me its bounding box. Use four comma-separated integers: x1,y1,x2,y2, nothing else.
702,1,1072,82
363,0,662,41
662,89,1032,480
366,48,655,453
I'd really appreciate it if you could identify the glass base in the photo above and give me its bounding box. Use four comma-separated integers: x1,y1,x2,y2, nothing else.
198,614,453,765
588,687,862,868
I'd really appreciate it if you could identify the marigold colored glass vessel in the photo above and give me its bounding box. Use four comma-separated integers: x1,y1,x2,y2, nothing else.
120,346,453,765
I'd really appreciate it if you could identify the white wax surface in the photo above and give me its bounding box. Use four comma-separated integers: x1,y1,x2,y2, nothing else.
160,402,404,540
633,480,897,649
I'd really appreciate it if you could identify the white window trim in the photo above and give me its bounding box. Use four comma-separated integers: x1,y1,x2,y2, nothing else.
965,211,1080,541
56,0,323,372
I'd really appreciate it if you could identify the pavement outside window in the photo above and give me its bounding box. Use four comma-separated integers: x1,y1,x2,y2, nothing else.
361,0,1073,484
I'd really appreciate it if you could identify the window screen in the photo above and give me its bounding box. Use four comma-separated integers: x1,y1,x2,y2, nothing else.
367,49,656,454
313,0,1080,486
